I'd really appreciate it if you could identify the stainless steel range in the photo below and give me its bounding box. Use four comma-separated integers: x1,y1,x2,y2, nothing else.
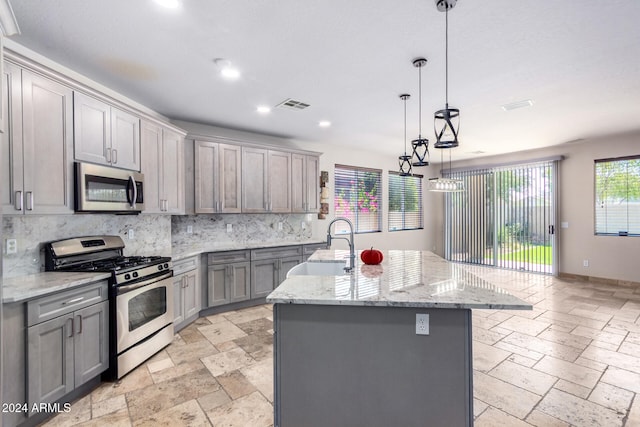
45,235,173,379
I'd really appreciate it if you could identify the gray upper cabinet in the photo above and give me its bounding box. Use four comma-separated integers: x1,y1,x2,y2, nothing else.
1,62,74,215
292,154,320,213
195,140,242,213
141,120,185,214
74,92,141,171
242,147,291,213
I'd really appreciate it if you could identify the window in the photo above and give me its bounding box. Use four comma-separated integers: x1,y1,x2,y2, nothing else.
595,156,640,236
334,164,382,233
389,172,423,231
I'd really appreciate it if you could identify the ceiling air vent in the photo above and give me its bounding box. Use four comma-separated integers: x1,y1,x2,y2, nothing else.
501,99,534,112
276,98,310,111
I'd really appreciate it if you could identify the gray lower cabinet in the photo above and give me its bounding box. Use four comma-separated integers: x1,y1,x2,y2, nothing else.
207,251,251,307
26,281,109,413
302,243,327,261
173,256,201,331
250,246,303,298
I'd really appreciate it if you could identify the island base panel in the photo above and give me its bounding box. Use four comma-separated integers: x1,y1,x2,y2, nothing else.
273,304,473,427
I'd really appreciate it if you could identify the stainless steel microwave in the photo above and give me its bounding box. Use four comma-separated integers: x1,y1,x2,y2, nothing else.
74,162,144,213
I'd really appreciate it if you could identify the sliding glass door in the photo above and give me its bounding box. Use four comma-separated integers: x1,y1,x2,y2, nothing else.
444,160,558,274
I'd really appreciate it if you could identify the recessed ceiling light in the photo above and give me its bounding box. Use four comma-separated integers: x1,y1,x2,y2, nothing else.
257,106,271,114
154,0,181,9
214,58,240,81
319,121,331,128
501,99,534,111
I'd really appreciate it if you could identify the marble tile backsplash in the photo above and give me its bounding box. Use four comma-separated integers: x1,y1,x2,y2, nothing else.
2,214,172,278
172,214,313,249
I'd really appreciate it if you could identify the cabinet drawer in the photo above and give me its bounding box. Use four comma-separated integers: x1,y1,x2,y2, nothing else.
303,243,327,255
173,255,199,275
27,281,109,327
251,245,303,261
207,250,251,265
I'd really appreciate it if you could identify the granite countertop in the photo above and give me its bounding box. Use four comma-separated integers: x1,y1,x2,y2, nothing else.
2,271,112,303
267,249,532,310
171,239,326,260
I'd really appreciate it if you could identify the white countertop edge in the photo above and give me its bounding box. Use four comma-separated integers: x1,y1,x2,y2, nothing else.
172,239,326,261
265,297,532,310
3,272,112,304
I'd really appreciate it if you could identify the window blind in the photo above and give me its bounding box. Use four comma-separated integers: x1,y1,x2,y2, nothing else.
389,172,423,231
595,156,640,236
334,165,382,233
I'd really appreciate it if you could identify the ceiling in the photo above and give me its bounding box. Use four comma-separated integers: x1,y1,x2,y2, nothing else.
7,0,640,160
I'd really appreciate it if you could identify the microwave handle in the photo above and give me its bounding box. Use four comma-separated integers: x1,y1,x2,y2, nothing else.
127,175,137,209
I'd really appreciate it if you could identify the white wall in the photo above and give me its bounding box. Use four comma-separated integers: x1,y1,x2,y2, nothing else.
444,131,640,283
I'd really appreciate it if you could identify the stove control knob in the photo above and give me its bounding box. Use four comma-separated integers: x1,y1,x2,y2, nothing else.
164,263,169,269
133,272,139,278
158,264,164,271
125,274,131,280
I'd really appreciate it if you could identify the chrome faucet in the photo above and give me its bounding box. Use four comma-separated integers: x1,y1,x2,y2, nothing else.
326,217,356,272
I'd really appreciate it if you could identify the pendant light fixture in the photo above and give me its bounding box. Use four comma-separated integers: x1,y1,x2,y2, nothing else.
433,0,460,149
428,147,465,192
411,58,429,166
398,94,412,176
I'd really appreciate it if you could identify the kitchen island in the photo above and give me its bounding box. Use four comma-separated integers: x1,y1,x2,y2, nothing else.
266,250,532,427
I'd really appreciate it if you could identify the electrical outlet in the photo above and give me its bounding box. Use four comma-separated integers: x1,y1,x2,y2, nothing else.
416,313,429,336
226,223,233,233
277,222,283,231
301,222,306,229
6,238,17,254
187,225,193,234
127,229,135,240
583,259,589,267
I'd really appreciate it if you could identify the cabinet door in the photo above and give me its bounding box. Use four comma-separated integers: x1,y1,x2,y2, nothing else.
73,301,109,386
1,61,23,214
172,274,185,325
161,129,184,214
291,153,306,213
229,261,251,302
279,256,303,285
306,155,320,212
218,143,242,213
22,70,74,214
73,92,110,166
110,107,140,171
195,140,218,213
251,259,279,298
27,314,74,407
242,147,268,212
140,120,163,213
269,150,291,212
208,264,229,307
183,269,200,320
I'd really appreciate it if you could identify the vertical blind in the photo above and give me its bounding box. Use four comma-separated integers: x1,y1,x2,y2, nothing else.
445,160,556,274
595,156,640,236
388,172,423,231
334,165,382,233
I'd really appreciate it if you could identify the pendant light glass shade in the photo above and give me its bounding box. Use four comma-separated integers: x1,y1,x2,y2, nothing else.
398,94,412,176
434,8,460,149
411,57,429,167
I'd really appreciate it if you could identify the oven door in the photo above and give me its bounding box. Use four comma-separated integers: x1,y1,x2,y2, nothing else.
116,272,173,354
75,162,144,213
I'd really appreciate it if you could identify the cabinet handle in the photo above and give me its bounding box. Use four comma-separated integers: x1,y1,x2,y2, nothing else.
15,191,23,211
25,192,34,211
216,201,220,212
77,315,83,334
67,317,74,338
182,276,187,288
63,296,84,305
106,148,112,163
113,149,118,164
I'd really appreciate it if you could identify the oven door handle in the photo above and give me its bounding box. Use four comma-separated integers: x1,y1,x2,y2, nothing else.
117,271,173,295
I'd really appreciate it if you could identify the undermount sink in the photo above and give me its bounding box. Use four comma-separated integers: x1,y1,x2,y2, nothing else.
286,261,348,277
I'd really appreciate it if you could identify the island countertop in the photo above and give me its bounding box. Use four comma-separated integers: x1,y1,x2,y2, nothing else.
266,249,532,310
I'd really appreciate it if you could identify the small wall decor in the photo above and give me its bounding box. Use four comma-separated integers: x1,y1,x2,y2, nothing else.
319,171,329,219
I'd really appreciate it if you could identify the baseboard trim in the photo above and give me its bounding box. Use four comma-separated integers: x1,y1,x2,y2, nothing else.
558,272,640,287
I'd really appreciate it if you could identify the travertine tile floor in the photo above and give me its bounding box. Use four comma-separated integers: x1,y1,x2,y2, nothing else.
42,266,640,426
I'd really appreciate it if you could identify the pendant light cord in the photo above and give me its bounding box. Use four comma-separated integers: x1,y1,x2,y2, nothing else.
418,63,422,137
404,97,408,155
445,9,449,108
